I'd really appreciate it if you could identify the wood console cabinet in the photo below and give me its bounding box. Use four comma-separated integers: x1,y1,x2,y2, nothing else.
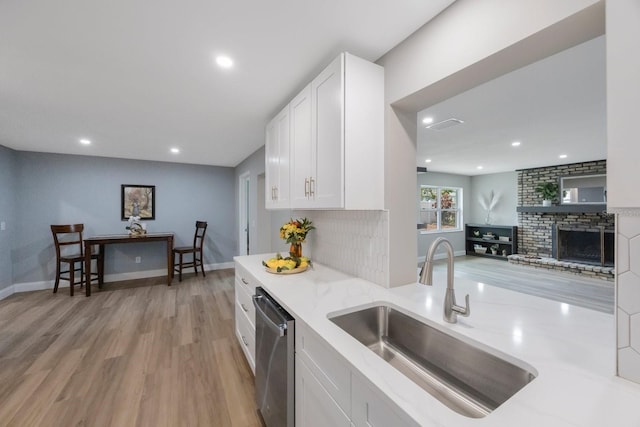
465,224,518,260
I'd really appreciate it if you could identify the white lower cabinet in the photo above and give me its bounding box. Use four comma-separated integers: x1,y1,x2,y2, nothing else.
296,357,351,427
235,304,255,373
294,319,418,427
296,321,351,412
234,265,258,373
351,373,419,427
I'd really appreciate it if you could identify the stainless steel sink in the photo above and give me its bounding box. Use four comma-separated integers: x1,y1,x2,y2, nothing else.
328,304,537,418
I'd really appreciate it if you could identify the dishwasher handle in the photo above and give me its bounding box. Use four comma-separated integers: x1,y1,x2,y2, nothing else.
253,294,288,337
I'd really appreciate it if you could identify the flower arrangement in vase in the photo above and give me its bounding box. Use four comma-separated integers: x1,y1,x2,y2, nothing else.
280,217,315,257
126,215,146,237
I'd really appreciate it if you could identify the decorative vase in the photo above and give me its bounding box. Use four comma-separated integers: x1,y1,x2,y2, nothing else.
542,199,552,207
484,211,491,224
290,242,302,258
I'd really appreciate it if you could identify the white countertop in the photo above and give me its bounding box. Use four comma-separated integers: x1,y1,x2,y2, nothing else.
235,254,640,426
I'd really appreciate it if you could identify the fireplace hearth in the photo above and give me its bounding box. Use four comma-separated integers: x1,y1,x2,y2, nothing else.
552,225,614,267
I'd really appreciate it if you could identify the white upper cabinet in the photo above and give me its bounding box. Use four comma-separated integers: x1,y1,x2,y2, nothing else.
267,52,384,210
265,105,290,209
308,55,344,208
290,84,314,208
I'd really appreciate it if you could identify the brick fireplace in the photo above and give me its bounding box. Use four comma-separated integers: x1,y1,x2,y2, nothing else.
509,160,615,280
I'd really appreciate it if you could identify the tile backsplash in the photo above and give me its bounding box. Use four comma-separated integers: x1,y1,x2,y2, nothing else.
616,212,640,384
297,210,389,287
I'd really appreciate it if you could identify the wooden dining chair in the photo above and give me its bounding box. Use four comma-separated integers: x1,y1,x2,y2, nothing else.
173,221,208,282
50,224,99,296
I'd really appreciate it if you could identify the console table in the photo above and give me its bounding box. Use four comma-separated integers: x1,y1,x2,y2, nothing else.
83,233,174,296
465,224,517,260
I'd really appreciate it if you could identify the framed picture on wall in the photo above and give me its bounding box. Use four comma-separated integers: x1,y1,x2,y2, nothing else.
121,184,155,220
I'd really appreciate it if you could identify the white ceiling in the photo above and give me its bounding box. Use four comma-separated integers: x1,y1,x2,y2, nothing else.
0,0,455,167
416,35,606,176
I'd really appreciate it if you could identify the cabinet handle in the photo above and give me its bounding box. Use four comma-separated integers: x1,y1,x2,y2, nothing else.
309,177,315,197
304,178,309,197
241,277,249,285
241,303,249,312
274,186,278,200
241,335,249,346
271,186,275,200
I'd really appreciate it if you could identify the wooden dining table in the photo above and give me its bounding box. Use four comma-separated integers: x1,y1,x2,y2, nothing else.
83,232,174,296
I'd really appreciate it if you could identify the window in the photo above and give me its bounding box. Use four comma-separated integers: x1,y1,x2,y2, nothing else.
419,186,463,233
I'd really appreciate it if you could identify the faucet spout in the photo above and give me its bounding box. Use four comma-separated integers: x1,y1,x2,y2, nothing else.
418,237,470,323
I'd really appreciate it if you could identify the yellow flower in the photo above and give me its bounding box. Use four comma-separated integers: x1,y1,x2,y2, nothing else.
279,217,315,244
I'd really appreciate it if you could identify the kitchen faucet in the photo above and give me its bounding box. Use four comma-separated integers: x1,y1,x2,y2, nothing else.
419,237,470,323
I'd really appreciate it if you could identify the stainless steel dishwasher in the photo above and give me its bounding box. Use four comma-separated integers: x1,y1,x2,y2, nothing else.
252,286,295,427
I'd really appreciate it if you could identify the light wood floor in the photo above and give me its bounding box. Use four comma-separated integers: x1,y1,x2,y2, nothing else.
0,270,262,427
434,256,615,314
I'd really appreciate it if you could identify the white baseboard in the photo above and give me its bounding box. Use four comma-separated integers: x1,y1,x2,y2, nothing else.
14,280,56,293
0,261,236,300
205,262,235,270
417,250,466,264
0,285,15,300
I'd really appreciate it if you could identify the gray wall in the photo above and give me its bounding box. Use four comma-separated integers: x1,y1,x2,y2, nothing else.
469,172,518,226
417,171,471,259
0,145,16,290
11,151,235,284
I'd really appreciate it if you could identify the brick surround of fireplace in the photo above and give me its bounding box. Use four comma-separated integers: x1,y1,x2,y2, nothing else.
512,160,614,280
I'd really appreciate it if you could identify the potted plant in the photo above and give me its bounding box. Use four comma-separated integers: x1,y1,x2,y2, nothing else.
490,244,499,255
535,181,559,207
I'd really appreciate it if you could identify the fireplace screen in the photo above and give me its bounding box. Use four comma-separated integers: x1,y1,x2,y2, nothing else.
554,225,614,267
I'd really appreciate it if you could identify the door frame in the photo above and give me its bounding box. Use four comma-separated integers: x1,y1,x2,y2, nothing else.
238,172,251,256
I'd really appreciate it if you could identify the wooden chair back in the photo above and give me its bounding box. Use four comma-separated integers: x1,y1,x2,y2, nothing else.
51,224,85,258
193,221,207,250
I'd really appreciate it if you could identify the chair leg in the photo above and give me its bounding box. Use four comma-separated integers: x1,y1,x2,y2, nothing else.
193,252,198,276
200,248,205,277
178,253,183,282
80,261,84,289
69,262,74,297
53,261,61,293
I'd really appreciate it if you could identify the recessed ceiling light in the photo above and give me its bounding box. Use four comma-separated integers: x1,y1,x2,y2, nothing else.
215,55,233,69
170,147,180,154
425,159,432,163
79,138,91,145
422,117,434,125
559,154,568,159
511,141,521,147
477,166,483,170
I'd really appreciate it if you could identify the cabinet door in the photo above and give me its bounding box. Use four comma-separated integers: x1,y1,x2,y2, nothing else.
351,374,419,427
235,302,256,374
311,54,344,209
265,106,290,209
296,321,351,414
296,357,351,427
290,84,314,208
